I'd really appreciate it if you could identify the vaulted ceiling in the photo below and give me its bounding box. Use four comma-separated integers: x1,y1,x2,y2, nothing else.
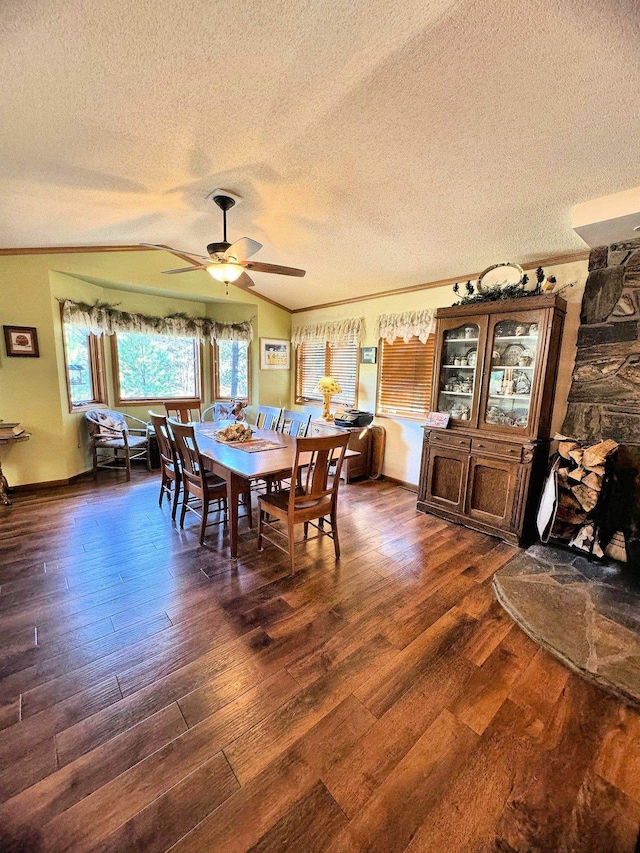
2,0,640,309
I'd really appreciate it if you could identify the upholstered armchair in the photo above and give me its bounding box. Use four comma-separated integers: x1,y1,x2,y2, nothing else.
85,409,150,481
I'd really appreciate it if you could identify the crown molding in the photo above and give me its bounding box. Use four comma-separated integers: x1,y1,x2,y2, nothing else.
0,244,149,255
0,244,589,316
290,249,590,314
0,244,293,314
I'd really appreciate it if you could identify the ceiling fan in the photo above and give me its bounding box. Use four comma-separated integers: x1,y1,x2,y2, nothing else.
143,192,306,289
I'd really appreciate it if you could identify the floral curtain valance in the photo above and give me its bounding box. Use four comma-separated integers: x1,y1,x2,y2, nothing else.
291,317,363,348
375,309,435,344
60,300,254,343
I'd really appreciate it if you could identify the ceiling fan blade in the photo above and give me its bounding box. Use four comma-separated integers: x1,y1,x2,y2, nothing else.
141,243,210,263
224,237,262,263
162,265,208,275
235,272,256,289
241,261,306,277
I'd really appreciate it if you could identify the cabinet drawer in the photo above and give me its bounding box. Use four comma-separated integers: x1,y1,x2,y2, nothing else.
429,431,471,451
471,437,522,461
311,423,339,437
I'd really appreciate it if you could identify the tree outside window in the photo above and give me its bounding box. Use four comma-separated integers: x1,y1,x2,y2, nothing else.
115,332,200,401
214,340,250,400
62,323,106,410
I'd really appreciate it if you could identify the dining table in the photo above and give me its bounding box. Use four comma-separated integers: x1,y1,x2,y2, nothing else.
194,421,357,558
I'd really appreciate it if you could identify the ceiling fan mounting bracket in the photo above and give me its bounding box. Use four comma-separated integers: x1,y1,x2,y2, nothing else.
206,188,241,208
212,194,236,212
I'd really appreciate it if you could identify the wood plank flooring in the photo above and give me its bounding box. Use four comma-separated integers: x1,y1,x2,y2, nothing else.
0,471,639,852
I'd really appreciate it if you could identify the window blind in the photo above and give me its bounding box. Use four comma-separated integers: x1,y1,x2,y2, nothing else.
377,334,435,418
295,341,358,407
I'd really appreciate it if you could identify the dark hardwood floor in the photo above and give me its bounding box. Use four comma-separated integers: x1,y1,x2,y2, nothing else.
0,471,639,853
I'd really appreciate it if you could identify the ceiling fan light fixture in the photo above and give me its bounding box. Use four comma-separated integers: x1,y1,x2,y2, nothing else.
206,263,243,283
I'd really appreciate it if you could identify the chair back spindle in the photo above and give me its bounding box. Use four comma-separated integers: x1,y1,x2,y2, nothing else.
277,410,311,437
255,406,282,431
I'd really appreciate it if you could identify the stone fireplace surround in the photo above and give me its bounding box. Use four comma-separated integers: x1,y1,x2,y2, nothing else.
494,237,640,706
563,236,640,565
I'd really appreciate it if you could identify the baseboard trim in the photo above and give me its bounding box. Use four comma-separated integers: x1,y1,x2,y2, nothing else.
12,470,92,492
382,475,418,493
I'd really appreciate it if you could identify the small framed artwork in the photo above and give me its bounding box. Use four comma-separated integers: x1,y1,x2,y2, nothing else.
360,346,377,365
424,411,450,428
4,325,39,357
260,338,290,370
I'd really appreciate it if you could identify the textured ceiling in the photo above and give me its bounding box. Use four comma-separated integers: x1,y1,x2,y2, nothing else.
1,0,640,309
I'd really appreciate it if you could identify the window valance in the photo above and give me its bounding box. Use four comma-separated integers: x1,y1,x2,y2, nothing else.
291,317,363,348
375,309,435,344
60,299,254,343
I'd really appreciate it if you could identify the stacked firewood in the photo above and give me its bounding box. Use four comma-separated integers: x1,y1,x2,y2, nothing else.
552,434,618,553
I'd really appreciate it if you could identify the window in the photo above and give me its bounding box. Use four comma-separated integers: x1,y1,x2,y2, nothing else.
213,340,251,401
295,341,358,407
62,323,106,410
377,334,436,419
113,332,201,402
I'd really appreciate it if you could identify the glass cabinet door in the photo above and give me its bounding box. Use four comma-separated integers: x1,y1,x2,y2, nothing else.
482,313,541,432
436,322,481,424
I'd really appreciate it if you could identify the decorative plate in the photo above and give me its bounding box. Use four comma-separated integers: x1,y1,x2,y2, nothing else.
466,348,477,367
502,343,526,366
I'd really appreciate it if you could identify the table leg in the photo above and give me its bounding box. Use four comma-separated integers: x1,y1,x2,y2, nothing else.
0,458,12,506
227,472,244,559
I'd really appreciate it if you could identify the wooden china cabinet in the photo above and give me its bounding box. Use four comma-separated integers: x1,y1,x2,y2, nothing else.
417,293,566,544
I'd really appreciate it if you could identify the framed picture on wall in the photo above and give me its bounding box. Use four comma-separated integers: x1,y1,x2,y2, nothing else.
260,338,290,370
3,325,39,357
360,346,377,364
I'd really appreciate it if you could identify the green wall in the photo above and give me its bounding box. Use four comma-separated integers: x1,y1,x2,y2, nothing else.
0,250,292,486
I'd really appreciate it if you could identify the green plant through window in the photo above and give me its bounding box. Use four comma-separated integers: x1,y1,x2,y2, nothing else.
216,340,249,399
64,324,95,405
116,332,199,400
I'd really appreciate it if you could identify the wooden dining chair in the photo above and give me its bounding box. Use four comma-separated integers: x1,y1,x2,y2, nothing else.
149,412,181,521
263,409,313,493
277,409,311,438
255,405,282,431
169,419,252,545
257,432,349,575
164,400,202,423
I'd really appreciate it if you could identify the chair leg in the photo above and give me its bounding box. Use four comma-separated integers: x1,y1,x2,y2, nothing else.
158,472,166,507
125,449,131,482
199,495,208,545
246,491,253,529
303,522,309,539
257,507,264,551
92,447,98,480
331,511,340,560
171,478,181,521
287,516,296,576
179,484,189,529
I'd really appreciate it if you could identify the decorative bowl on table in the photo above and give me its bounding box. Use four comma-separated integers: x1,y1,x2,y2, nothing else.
215,423,254,443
